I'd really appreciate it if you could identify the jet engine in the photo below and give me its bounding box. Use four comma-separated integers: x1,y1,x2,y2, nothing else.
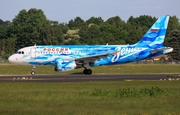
54,60,76,72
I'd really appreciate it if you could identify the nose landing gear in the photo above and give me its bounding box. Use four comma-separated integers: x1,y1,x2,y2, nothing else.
31,65,36,75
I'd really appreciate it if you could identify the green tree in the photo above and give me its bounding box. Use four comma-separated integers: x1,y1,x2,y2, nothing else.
41,20,65,45
98,16,127,45
106,16,126,28
0,19,9,39
165,16,180,45
0,39,5,55
9,9,47,49
167,29,180,61
8,8,65,49
86,17,104,25
0,19,13,56
68,17,85,29
127,15,156,29
79,24,103,44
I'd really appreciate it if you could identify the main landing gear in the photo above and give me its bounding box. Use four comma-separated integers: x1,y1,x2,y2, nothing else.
83,69,92,75
83,62,92,75
31,65,36,75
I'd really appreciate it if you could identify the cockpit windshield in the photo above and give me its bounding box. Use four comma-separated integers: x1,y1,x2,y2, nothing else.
16,51,24,54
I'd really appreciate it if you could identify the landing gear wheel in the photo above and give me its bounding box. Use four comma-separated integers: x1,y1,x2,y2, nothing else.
31,71,35,75
31,65,36,75
83,69,92,75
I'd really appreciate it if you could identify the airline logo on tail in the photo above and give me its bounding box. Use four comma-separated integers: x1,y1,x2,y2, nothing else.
150,29,159,33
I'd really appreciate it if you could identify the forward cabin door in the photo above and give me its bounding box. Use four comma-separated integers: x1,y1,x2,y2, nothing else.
30,48,36,58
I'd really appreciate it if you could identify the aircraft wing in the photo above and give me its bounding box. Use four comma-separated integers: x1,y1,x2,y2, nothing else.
150,47,173,54
74,52,115,62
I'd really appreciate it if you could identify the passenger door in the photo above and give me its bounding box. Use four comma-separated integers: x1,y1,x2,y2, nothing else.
30,48,36,58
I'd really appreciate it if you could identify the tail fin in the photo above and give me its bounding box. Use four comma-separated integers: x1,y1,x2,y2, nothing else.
136,16,169,47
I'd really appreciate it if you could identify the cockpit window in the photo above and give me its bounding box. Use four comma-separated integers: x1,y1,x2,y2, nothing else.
16,51,20,54
16,51,24,54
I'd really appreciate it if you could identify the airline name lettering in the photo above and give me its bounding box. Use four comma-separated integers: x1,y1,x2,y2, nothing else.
120,48,141,55
111,48,141,62
43,48,69,52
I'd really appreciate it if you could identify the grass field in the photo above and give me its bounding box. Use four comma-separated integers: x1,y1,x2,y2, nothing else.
0,63,180,114
0,81,180,115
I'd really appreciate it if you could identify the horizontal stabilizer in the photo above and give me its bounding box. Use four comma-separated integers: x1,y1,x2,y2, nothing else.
150,47,173,54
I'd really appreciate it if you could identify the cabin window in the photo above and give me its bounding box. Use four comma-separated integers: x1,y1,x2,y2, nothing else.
16,51,24,54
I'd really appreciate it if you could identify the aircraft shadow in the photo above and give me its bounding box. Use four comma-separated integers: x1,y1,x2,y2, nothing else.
71,72,84,74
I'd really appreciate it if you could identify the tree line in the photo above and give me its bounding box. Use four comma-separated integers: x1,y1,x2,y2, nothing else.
0,8,180,61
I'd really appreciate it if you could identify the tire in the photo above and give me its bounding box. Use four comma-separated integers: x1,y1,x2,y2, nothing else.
83,69,87,74
83,69,92,75
31,71,35,75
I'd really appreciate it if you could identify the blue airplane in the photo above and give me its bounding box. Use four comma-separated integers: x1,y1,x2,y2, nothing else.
8,16,173,75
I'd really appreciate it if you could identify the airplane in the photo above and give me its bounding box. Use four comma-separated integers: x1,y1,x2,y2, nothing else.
8,15,173,75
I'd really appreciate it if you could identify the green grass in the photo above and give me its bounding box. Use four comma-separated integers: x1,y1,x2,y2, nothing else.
84,87,176,97
0,63,180,75
1,63,180,114
0,81,180,115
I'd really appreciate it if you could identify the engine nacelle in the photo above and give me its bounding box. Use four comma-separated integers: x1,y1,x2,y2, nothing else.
54,60,76,72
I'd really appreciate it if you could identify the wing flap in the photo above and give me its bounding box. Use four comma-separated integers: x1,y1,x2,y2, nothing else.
75,52,115,62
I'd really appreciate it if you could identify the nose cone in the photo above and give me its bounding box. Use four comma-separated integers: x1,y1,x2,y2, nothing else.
8,55,15,63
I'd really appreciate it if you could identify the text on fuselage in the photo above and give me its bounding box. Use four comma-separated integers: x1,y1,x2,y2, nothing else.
120,47,141,55
43,48,69,52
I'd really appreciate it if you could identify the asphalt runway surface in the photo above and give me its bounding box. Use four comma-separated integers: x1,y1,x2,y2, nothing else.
0,74,178,82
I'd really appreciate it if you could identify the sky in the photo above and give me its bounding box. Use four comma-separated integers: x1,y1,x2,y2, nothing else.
0,0,179,23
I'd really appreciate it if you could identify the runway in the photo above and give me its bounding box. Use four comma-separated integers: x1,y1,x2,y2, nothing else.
0,74,178,82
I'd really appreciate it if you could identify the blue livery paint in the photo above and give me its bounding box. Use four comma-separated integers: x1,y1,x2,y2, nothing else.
8,16,173,75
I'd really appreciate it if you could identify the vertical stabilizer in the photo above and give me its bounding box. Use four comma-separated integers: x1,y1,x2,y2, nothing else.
136,16,169,48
